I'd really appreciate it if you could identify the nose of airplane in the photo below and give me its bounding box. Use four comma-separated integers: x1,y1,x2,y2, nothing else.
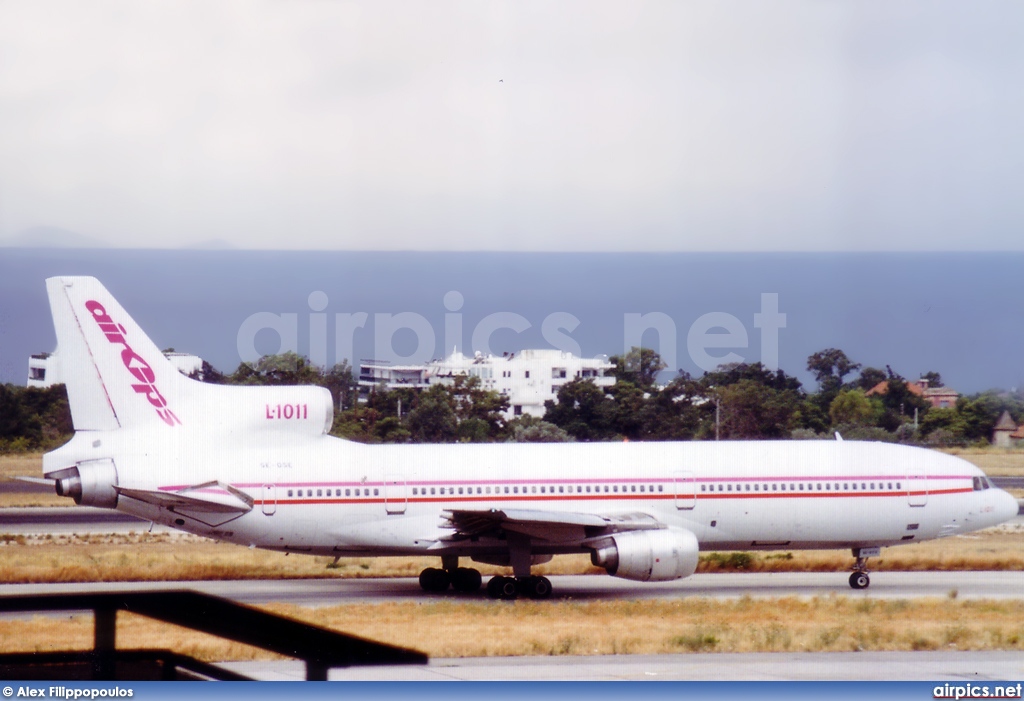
994,489,1020,525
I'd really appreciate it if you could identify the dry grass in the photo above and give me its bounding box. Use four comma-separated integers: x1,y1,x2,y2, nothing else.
0,525,1020,585
0,453,68,508
1,598,1023,660
943,448,1024,476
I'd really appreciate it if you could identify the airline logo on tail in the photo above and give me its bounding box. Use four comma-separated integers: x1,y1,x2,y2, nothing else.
85,299,182,427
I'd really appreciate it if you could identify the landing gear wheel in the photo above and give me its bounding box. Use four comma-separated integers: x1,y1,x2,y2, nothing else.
451,567,482,593
419,567,451,592
486,576,504,599
486,576,520,600
849,571,870,590
520,576,552,600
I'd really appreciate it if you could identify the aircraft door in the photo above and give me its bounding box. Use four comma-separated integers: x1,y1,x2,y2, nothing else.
674,471,696,510
907,470,928,507
383,474,407,515
262,484,277,515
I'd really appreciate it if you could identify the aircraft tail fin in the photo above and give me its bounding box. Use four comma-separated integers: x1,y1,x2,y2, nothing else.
46,276,188,431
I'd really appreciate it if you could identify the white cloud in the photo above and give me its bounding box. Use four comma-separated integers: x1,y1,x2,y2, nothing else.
1,0,1022,250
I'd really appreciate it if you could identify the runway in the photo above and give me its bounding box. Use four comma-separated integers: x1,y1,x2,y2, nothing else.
2,570,1022,605
218,650,1024,681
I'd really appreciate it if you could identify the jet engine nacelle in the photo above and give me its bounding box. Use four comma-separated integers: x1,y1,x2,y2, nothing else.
199,384,335,437
590,528,700,582
51,459,119,508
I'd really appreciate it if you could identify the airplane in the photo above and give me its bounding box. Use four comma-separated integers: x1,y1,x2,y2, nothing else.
36,276,1019,599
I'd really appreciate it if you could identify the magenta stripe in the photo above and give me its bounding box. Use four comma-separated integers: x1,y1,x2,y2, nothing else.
159,473,972,492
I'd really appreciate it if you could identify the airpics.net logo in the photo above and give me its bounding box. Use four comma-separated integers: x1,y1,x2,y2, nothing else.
234,292,787,372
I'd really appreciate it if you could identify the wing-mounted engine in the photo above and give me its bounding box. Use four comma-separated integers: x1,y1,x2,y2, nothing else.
590,528,700,582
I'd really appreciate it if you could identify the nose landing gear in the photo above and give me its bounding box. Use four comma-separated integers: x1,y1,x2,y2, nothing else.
849,546,880,589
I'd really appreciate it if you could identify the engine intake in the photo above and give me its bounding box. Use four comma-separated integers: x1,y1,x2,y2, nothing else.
591,528,699,582
51,459,119,508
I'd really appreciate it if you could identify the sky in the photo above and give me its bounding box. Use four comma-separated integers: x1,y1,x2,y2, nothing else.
1,1,1022,252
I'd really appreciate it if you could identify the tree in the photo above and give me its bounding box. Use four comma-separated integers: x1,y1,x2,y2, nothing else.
450,376,509,437
321,361,359,411
230,352,322,386
854,367,887,392
638,373,705,441
807,348,861,393
407,385,459,442
544,379,617,441
609,347,666,392
829,389,873,427
920,371,944,388
506,415,574,442
716,379,800,439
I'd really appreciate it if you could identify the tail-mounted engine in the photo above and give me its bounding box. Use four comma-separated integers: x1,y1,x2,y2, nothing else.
49,458,119,508
204,384,335,437
590,528,700,582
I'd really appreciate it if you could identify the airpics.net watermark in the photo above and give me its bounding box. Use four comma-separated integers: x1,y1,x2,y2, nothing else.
235,292,786,372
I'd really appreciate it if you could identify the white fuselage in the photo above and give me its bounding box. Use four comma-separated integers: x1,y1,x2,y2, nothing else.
48,429,1019,559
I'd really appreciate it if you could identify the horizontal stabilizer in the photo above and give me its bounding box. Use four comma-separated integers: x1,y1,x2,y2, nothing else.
117,481,254,514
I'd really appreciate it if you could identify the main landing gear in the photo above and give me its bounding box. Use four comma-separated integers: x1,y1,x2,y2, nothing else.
485,575,553,600
849,547,880,590
418,556,483,593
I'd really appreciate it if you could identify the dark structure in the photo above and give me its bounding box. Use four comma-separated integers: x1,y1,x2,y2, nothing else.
0,590,427,680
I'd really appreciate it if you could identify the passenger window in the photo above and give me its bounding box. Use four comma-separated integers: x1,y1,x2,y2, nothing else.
532,486,537,494
374,489,379,496
887,482,893,490
896,482,901,490
513,486,519,494
287,490,293,497
772,484,777,491
504,486,510,494
658,485,664,492
861,483,866,490
816,484,822,491
870,483,875,490
307,489,313,497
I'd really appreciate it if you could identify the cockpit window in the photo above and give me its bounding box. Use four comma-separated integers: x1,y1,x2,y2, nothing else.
973,476,981,491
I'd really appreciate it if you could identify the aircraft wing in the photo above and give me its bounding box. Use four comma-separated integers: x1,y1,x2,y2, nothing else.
440,508,664,544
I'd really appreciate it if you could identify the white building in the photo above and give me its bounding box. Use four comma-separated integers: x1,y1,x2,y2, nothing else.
27,348,205,388
359,349,616,419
